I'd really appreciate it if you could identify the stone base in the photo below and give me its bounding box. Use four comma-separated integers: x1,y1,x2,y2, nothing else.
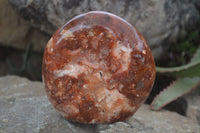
0,76,199,133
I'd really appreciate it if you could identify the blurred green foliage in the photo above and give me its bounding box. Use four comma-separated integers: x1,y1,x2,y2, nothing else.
168,27,200,66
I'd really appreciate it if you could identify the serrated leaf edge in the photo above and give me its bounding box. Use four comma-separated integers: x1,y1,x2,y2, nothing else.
150,78,200,111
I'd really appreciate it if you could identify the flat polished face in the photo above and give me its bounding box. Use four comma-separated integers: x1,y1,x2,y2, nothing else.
42,11,155,124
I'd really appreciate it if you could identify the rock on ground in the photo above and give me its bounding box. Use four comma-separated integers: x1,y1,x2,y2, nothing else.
8,0,200,60
0,0,49,52
0,76,199,133
183,87,200,125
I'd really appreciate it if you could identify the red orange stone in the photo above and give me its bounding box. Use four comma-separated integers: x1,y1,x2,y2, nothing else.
42,11,155,124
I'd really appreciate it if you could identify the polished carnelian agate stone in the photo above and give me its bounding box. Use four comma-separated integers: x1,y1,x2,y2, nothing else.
42,11,155,124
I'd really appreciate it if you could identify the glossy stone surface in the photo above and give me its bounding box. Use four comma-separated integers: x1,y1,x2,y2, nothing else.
42,11,155,124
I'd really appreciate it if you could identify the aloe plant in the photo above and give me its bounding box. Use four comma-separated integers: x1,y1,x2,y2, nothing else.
151,47,200,110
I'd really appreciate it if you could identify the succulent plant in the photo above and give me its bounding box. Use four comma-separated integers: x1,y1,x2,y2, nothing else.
151,47,200,110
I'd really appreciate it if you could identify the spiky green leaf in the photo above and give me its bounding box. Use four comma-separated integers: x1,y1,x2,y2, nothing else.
191,46,200,62
151,77,200,110
156,47,200,77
